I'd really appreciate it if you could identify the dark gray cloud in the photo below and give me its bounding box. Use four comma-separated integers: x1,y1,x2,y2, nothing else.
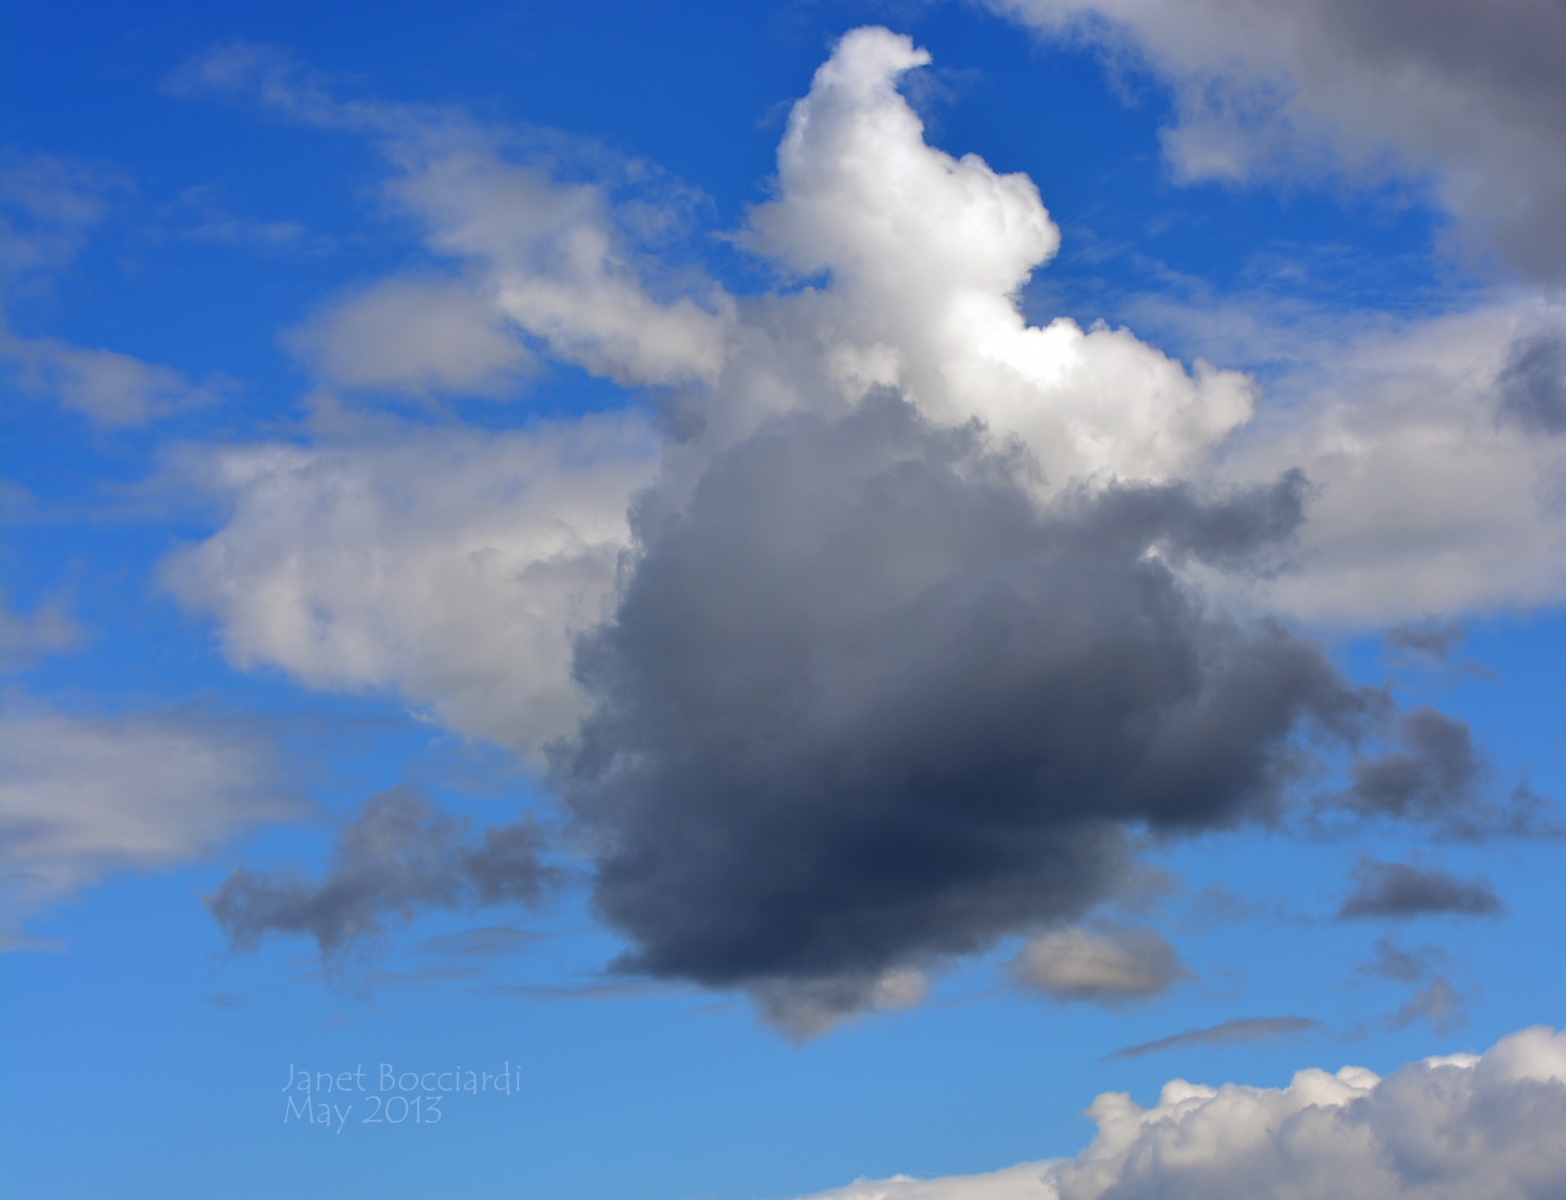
1340,707,1555,839
1105,1016,1323,1061
1498,330,1566,434
1338,857,1503,920
206,787,557,958
551,394,1448,1019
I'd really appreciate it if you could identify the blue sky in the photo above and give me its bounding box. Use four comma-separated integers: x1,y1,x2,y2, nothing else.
3,3,1565,1198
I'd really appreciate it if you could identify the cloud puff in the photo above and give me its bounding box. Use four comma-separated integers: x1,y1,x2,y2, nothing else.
284,276,533,398
2,332,228,425
552,393,1483,1024
996,0,1566,282
0,704,295,938
1007,925,1185,1004
1338,857,1503,919
161,414,659,758
0,590,83,670
795,1025,1566,1200
738,27,1253,485
206,786,556,959
1359,935,1477,1035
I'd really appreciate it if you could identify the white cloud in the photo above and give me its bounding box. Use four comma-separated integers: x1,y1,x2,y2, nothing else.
1007,925,1184,1004
993,0,1566,282
0,703,295,937
793,1025,1566,1199
792,1161,1058,1200
739,27,1254,486
160,414,660,758
2,332,227,426
285,276,533,398
1216,298,1566,623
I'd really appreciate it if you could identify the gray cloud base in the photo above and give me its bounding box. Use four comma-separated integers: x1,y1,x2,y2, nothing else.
551,394,1466,1007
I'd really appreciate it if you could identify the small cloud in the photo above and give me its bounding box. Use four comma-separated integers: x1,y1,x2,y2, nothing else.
1384,621,1466,663
0,589,84,671
284,277,534,400
1104,1015,1323,1061
2,332,230,426
205,787,559,964
1007,924,1186,1006
1337,857,1502,920
1359,935,1477,1035
1497,329,1566,434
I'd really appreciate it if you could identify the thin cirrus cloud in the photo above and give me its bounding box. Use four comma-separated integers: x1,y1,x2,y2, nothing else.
790,1026,1566,1200
1103,1015,1322,1061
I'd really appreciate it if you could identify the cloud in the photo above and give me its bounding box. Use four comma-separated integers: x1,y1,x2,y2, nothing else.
206,786,557,959
0,703,296,938
1498,329,1566,434
0,152,132,279
1337,857,1503,919
1360,935,1475,1035
796,1026,1566,1200
1105,1016,1322,1061
2,332,228,425
284,276,533,398
1007,925,1185,1005
791,1160,1058,1200
171,40,734,391
552,392,1469,1022
1335,707,1555,840
0,590,83,670
995,0,1566,283
1210,300,1566,623
737,27,1253,486
160,413,659,758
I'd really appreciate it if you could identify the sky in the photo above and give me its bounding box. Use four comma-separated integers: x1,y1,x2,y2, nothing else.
2,2,1565,1197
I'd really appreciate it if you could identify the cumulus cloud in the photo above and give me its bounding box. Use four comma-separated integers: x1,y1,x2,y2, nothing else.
284,276,533,398
1105,1016,1322,1061
0,704,296,939
1337,857,1503,919
1007,925,1184,1005
162,29,1558,1022
161,414,659,757
206,786,557,959
995,0,1566,282
795,1026,1566,1200
551,393,1497,1024
2,332,228,425
737,27,1254,485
